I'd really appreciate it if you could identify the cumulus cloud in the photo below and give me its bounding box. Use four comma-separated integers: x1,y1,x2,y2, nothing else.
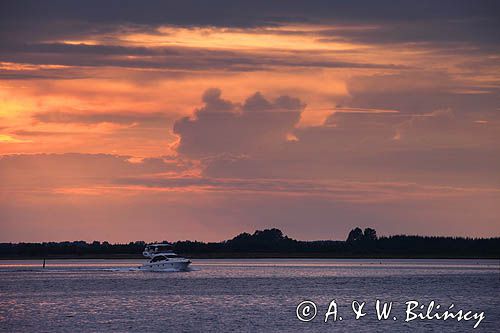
173,88,304,157
171,89,500,186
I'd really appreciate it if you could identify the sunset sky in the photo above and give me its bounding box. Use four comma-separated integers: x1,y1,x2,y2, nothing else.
0,1,499,242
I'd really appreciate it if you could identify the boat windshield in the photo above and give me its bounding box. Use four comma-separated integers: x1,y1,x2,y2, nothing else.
150,255,167,263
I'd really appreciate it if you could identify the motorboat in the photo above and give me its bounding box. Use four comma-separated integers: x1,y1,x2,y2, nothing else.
139,243,191,271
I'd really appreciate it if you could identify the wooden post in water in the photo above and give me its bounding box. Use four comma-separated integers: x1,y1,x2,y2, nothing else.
43,258,46,269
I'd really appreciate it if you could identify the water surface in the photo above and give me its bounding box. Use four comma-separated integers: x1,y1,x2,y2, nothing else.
0,259,498,332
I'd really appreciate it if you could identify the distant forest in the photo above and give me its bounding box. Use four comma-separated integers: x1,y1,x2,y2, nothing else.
1,228,499,259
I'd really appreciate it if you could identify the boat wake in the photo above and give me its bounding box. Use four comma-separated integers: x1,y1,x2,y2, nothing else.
109,266,199,272
103,267,142,272
0,266,198,273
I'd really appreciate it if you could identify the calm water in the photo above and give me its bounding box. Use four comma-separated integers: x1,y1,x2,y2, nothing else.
0,259,498,332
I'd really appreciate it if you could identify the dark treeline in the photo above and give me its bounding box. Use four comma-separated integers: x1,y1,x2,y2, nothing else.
1,228,499,259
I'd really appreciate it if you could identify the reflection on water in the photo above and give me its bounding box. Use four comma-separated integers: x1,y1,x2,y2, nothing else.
0,259,498,332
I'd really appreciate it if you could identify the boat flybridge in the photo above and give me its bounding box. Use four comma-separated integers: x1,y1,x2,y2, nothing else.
139,243,191,271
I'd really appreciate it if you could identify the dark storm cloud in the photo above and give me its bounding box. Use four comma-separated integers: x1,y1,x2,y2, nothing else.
316,17,500,48
1,0,497,28
1,1,498,50
0,43,178,56
0,43,404,74
1,1,496,76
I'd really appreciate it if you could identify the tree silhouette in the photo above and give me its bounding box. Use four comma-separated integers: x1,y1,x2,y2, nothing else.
346,227,363,242
226,228,295,252
0,227,499,258
363,228,377,241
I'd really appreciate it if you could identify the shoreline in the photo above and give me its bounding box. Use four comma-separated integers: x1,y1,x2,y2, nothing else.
1,253,498,260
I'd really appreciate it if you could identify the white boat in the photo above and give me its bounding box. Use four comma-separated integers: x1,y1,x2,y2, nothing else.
139,243,191,271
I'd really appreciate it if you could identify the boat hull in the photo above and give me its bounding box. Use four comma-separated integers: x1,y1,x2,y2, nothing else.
139,260,191,271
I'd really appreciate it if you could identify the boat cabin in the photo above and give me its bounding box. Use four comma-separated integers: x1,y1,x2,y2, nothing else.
143,243,175,258
149,253,179,263
145,243,173,253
